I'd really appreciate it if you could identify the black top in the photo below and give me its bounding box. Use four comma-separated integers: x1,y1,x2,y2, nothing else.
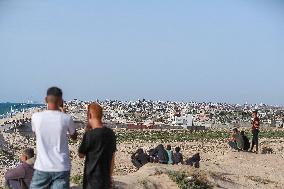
79,127,116,189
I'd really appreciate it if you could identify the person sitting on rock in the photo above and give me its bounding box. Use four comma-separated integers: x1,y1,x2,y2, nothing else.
185,153,200,168
241,131,250,151
228,128,244,151
173,147,184,164
152,144,169,164
5,148,35,189
131,148,149,169
148,148,158,163
166,145,174,165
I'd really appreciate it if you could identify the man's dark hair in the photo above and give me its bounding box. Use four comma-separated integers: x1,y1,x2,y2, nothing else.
175,147,181,153
23,148,34,159
166,145,171,151
47,87,63,97
233,128,238,133
241,131,245,135
252,110,258,114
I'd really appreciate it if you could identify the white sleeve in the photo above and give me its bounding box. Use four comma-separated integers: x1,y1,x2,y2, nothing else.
67,117,76,135
31,114,36,132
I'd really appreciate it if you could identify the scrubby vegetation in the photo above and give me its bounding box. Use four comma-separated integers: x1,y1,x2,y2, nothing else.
168,171,213,189
70,175,83,185
115,129,284,143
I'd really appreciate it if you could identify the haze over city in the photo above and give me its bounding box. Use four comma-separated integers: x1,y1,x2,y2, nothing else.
0,0,283,104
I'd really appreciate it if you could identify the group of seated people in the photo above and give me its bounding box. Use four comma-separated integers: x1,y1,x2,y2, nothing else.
228,128,250,151
131,144,201,169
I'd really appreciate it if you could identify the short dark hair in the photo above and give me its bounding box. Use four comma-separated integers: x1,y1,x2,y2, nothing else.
233,128,238,133
175,147,181,152
252,110,258,114
241,131,245,135
23,148,34,159
47,87,63,97
166,145,171,150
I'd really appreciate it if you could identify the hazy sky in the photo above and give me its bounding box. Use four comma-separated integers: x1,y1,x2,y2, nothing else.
0,0,283,104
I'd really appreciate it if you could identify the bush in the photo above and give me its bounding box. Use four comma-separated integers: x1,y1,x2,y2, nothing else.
168,171,213,189
71,175,83,185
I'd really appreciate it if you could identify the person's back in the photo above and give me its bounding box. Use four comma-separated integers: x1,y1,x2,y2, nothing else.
30,87,77,189
32,110,74,171
79,103,116,189
241,131,250,151
5,148,35,189
153,144,168,164
80,127,116,188
235,132,244,150
173,147,183,164
137,152,149,166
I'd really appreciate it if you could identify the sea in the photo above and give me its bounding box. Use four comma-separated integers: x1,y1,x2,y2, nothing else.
0,103,44,118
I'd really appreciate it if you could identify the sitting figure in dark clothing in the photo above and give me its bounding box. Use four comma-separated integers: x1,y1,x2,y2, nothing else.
152,144,169,164
241,131,250,151
5,148,35,189
131,148,149,169
185,153,200,168
173,147,184,164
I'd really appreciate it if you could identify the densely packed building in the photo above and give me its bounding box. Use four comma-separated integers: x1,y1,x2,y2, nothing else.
65,99,284,128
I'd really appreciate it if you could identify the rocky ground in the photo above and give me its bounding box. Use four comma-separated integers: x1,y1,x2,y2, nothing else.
1,128,284,189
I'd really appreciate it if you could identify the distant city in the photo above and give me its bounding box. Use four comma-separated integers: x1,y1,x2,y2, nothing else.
65,99,284,128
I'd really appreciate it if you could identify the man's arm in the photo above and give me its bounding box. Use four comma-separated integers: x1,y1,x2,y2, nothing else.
70,131,78,141
68,117,77,141
5,165,25,180
78,132,88,158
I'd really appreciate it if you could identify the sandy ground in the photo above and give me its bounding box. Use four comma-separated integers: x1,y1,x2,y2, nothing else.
69,139,284,189
1,128,284,189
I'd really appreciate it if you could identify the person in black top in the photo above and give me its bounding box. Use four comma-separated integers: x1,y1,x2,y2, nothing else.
131,148,149,169
152,144,169,164
241,131,250,151
79,103,116,189
185,153,200,168
173,147,183,164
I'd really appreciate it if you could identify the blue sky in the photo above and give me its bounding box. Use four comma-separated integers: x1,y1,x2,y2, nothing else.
0,0,283,104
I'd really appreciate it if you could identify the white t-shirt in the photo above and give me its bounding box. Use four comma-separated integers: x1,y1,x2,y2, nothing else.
32,110,76,172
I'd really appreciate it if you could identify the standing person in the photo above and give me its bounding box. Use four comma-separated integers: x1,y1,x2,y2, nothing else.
5,148,35,189
30,87,77,189
250,110,260,153
79,103,117,189
166,145,174,165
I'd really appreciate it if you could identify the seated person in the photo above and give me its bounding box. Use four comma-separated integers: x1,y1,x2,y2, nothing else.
166,145,174,165
131,148,149,169
5,148,35,189
228,128,244,151
241,131,250,151
173,147,184,164
148,149,158,163
185,153,200,168
152,144,169,164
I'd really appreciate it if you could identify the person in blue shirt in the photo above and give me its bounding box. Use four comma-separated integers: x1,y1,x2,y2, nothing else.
166,145,174,164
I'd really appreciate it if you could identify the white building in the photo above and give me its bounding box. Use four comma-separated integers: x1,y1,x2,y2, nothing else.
172,114,193,129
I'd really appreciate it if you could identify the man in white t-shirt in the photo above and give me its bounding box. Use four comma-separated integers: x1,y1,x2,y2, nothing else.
30,87,77,189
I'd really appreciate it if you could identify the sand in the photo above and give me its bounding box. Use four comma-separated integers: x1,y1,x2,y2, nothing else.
1,127,284,189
